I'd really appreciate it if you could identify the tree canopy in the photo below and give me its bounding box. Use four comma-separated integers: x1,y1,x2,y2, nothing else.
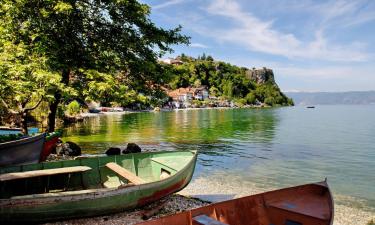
0,0,189,132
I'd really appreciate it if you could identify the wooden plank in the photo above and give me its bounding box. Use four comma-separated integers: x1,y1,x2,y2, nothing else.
0,166,92,182
193,215,229,225
105,162,145,185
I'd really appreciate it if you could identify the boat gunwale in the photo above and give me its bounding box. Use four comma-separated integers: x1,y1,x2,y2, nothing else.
0,150,198,206
0,133,45,149
311,179,334,225
324,179,334,225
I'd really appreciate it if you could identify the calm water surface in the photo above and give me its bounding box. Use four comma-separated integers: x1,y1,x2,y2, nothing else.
64,105,375,211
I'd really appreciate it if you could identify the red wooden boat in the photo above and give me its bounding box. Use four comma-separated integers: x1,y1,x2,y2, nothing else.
39,131,61,162
139,180,334,225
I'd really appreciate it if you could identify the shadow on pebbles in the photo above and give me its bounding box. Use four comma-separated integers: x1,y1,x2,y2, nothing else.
44,194,210,225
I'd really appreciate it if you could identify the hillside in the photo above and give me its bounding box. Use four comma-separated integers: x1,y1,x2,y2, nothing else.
163,55,293,106
285,91,375,105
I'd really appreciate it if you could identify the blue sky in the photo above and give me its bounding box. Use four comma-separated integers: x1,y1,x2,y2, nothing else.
143,0,375,92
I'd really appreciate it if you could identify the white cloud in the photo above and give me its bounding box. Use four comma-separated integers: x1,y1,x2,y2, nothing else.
277,66,355,79
276,65,375,92
153,0,185,10
197,0,369,62
190,43,209,48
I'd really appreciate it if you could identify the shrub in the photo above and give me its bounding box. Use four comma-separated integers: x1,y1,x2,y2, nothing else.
0,134,23,143
65,100,81,116
245,92,256,104
234,98,247,107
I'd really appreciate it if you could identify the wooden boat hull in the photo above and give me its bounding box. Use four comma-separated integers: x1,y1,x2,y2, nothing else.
0,133,45,167
40,131,62,162
139,180,334,225
0,151,197,223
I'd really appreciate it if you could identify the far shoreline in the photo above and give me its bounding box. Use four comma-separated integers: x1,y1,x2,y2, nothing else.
79,105,276,118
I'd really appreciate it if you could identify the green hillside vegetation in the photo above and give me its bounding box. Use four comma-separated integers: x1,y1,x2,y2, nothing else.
164,54,293,106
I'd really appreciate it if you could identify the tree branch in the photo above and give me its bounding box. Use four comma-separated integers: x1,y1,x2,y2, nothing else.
0,99,18,114
25,97,43,112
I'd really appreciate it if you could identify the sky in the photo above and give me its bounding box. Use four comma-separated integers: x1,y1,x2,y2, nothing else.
142,0,375,92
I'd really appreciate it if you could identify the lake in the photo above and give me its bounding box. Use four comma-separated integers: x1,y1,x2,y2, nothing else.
64,105,375,214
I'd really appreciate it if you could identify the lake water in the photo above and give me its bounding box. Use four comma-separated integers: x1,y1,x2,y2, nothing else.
64,105,375,214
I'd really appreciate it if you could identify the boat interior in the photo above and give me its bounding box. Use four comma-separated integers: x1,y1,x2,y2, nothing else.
142,182,332,225
0,151,194,199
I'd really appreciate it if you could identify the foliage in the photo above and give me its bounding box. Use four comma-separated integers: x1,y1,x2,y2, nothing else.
65,101,81,116
0,23,63,132
235,98,247,107
192,100,203,107
0,134,23,143
245,92,257,104
0,0,189,131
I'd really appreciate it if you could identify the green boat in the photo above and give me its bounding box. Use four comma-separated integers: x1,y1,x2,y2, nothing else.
0,150,197,223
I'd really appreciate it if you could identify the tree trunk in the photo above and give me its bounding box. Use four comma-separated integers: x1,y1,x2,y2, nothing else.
47,93,60,132
47,69,70,132
21,112,28,135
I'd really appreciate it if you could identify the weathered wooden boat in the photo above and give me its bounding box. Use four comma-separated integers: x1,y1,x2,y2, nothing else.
139,180,334,225
0,150,197,223
40,131,62,162
0,133,45,167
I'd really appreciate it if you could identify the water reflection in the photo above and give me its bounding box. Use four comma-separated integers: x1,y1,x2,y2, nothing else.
64,109,279,154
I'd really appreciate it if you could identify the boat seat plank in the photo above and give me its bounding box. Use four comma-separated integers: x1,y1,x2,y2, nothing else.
0,166,92,182
193,215,229,225
105,162,145,185
267,203,329,220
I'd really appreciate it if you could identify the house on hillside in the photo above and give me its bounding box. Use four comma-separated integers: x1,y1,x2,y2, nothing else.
167,87,194,108
166,86,210,108
192,86,209,100
160,58,183,65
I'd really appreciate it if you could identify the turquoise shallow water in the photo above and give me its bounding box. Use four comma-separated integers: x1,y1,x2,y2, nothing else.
64,105,375,211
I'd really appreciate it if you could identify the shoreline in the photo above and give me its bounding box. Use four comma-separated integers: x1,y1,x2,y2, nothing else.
43,175,374,225
80,106,270,118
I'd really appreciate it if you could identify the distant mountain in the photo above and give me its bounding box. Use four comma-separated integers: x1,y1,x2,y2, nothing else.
285,91,375,105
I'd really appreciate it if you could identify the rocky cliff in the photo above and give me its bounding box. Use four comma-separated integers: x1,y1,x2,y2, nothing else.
245,67,276,85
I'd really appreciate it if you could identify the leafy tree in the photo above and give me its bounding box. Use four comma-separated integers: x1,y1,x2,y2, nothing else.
222,80,234,98
246,92,256,104
65,100,81,116
0,36,62,134
194,79,202,88
1,0,189,131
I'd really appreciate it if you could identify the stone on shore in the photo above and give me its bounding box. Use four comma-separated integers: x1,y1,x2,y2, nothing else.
56,141,82,156
122,143,142,154
105,147,122,155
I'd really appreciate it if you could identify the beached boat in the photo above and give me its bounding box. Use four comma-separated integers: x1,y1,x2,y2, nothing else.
0,150,198,223
139,180,334,225
0,132,45,167
40,131,62,162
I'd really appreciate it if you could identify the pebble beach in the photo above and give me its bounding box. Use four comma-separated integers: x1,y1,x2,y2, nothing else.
44,175,374,225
